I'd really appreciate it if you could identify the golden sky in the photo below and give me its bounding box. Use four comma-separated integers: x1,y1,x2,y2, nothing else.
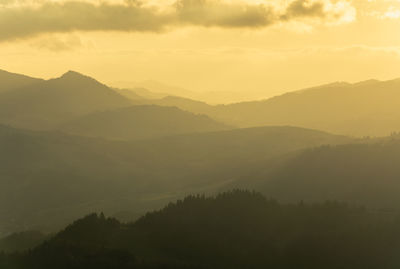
0,0,399,102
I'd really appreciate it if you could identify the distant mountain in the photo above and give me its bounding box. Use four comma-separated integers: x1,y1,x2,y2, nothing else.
132,80,196,99
114,88,143,100
128,87,168,99
4,69,400,136
117,93,215,114
0,69,43,93
116,81,271,104
140,79,400,137
210,79,400,136
152,96,214,114
0,124,348,236
59,105,231,140
0,71,132,129
2,191,399,269
113,88,166,107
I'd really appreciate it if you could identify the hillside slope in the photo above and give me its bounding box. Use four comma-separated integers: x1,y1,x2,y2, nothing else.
0,71,132,129
231,139,400,209
213,79,400,136
0,69,42,93
59,105,231,140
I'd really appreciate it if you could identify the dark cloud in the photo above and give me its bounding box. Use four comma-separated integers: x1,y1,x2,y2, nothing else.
0,0,355,41
0,1,172,41
175,0,276,28
284,0,325,19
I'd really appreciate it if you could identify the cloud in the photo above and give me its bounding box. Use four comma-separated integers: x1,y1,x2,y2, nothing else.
0,0,356,41
175,0,276,28
284,0,325,18
0,1,171,41
284,0,356,24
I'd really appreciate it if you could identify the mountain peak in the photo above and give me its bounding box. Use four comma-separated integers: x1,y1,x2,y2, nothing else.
57,70,102,85
60,70,87,79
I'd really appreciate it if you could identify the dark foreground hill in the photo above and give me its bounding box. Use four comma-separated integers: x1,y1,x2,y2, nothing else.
0,125,350,236
1,190,399,269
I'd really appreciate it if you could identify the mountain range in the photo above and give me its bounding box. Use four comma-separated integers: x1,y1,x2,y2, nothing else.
1,68,400,239
0,70,228,139
124,79,400,137
2,69,400,136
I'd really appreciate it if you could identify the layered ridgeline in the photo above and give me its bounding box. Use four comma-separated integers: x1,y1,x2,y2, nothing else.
2,69,400,248
0,124,350,236
3,69,400,137
124,79,400,136
0,70,227,138
1,191,399,269
3,122,400,237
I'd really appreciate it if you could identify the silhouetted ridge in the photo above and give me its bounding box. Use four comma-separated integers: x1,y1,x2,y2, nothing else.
353,79,380,87
55,70,111,89
60,70,85,78
295,81,352,93
58,71,102,86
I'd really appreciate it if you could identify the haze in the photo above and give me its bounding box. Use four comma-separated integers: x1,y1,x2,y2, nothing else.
1,0,400,103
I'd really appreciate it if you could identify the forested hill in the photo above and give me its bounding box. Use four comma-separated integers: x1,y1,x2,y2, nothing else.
233,138,400,209
2,190,400,269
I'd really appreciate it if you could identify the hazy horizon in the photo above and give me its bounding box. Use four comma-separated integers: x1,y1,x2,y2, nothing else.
4,67,400,104
1,0,400,103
